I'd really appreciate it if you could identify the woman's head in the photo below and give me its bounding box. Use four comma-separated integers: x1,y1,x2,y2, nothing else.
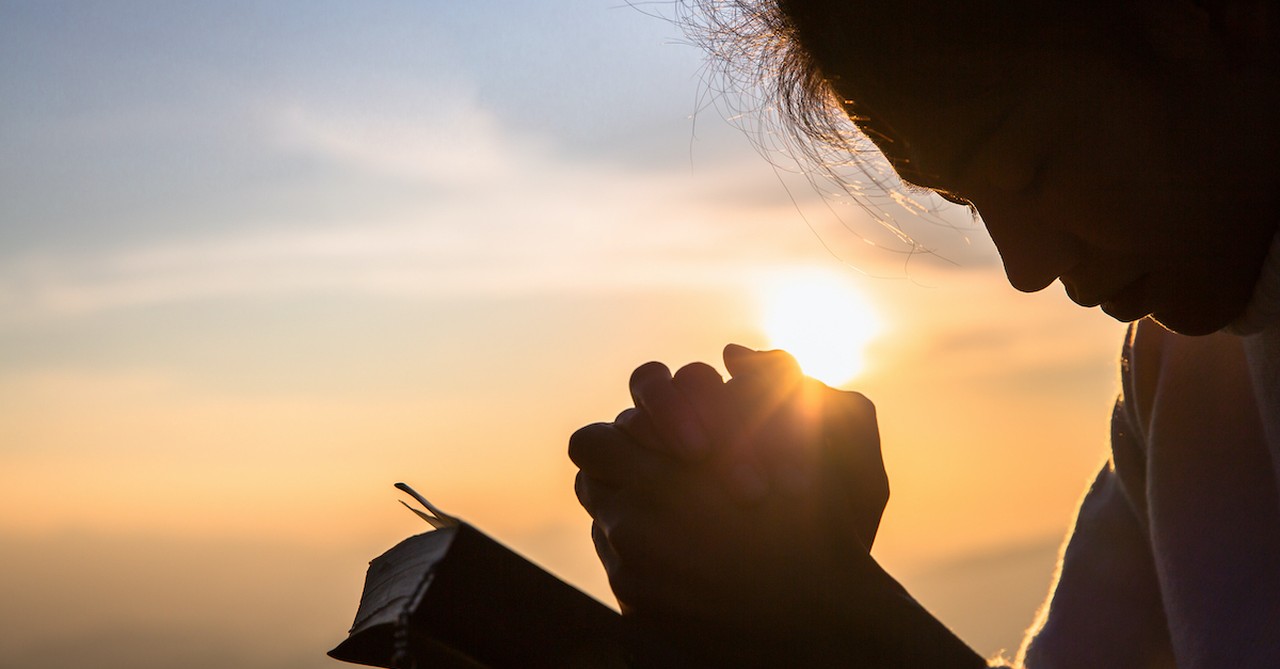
690,0,1280,335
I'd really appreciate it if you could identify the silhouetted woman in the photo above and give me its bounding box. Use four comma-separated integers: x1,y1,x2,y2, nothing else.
571,2,1280,666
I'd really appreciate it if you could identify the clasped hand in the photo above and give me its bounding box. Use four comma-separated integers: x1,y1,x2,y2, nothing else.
570,344,894,664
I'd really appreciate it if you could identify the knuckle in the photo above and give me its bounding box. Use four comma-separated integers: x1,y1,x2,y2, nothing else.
574,472,593,509
862,467,889,497
629,361,672,390
840,390,876,412
607,570,648,610
604,521,641,557
831,390,878,426
567,422,612,465
602,514,656,563
673,361,720,383
591,522,614,560
759,349,802,376
767,348,800,364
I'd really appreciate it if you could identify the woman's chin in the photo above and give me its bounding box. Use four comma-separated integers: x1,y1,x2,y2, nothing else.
1147,307,1236,337
1100,300,1149,325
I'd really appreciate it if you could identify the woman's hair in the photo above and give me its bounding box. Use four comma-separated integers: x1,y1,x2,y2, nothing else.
674,0,975,264
678,1,843,161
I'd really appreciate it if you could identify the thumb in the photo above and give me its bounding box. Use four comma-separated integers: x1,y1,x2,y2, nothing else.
722,343,803,383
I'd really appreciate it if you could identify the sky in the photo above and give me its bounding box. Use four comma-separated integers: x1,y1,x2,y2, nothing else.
0,2,1128,667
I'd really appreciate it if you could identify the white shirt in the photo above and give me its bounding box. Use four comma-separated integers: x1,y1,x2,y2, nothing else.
1013,239,1280,668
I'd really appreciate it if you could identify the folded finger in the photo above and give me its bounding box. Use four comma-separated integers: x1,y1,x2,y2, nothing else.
630,361,708,459
568,421,665,488
723,344,803,385
671,362,730,451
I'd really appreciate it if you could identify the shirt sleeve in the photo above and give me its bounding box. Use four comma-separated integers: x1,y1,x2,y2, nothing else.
1015,327,1177,668
1015,457,1175,668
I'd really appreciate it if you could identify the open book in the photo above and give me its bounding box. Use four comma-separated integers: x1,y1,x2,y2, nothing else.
328,484,692,668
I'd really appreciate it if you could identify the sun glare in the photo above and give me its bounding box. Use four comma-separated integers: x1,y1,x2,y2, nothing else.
759,269,883,386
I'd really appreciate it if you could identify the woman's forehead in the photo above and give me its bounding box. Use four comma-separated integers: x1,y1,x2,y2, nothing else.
792,1,1131,100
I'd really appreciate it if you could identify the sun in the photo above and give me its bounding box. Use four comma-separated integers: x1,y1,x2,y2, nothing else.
758,268,883,386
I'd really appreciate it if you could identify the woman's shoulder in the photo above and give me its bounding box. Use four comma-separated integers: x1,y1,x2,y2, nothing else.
1125,318,1252,386
1122,318,1256,437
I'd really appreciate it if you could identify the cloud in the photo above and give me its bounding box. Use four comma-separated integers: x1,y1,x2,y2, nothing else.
0,101,752,325
0,86,1004,329
0,203,805,329
268,92,548,189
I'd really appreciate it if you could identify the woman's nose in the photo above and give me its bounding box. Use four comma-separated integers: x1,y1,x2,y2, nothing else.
976,200,1082,293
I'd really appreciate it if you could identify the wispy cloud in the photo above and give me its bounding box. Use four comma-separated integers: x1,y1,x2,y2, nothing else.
268,92,546,188
0,95,806,327
0,89,1000,328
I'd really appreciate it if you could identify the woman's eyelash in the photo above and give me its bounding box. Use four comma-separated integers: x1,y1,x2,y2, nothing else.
895,178,971,207
934,190,973,207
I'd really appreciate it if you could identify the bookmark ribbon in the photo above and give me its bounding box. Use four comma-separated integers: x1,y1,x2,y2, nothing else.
394,481,461,530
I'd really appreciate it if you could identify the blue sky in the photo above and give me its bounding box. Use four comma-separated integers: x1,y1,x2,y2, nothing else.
1,1,711,250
